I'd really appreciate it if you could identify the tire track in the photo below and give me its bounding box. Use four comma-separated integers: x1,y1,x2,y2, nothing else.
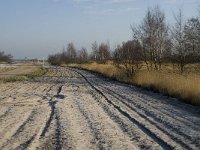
101,82,200,131
72,68,174,150
0,107,12,119
75,104,107,149
1,105,50,150
96,85,194,149
98,81,200,130
15,134,37,150
0,68,64,150
38,84,65,150
85,84,158,149
70,83,137,150
0,109,34,149
1,67,199,149
72,87,106,149
97,84,199,148
40,101,57,137
39,102,63,150
71,67,200,149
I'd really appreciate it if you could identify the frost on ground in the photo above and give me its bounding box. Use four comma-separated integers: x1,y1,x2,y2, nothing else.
0,67,200,150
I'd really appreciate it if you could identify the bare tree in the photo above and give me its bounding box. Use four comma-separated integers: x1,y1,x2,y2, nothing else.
48,53,62,66
132,25,151,70
132,6,169,71
113,44,122,66
60,47,67,64
98,42,111,63
154,6,169,69
91,41,99,61
78,47,88,63
171,9,187,73
67,42,77,63
113,40,142,76
184,17,200,62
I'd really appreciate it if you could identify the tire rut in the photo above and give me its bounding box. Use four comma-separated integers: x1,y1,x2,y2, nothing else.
86,84,158,149
71,85,106,149
0,109,36,149
70,83,137,150
72,68,176,150
95,84,199,149
102,83,200,131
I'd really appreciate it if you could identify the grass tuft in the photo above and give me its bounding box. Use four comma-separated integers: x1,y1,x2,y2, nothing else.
25,67,48,79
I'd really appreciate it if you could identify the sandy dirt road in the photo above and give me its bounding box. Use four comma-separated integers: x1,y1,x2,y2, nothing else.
0,67,200,150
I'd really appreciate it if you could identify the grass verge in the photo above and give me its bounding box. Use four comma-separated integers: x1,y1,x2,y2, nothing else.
69,63,200,106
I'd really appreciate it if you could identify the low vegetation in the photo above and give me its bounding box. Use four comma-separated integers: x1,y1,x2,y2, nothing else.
0,67,15,73
0,67,47,83
25,67,47,79
0,51,13,63
133,71,200,105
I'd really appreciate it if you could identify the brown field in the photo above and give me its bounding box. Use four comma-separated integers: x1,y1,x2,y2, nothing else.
69,62,200,105
0,63,46,82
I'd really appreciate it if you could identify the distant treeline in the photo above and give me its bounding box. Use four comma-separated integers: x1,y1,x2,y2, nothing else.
48,41,111,65
48,6,200,74
0,51,13,63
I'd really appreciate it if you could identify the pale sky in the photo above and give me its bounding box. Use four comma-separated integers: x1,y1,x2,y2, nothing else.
0,0,199,59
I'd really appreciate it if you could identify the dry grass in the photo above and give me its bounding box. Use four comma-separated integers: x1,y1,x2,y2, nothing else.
0,65,39,77
133,71,200,105
0,67,15,73
0,67,47,83
69,62,131,82
70,62,200,105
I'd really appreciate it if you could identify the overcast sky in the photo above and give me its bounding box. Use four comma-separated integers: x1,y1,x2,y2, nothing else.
0,0,199,59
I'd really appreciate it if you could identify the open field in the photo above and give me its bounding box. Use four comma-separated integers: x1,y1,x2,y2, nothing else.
0,63,46,82
69,63,200,105
0,67,200,149
0,64,38,77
